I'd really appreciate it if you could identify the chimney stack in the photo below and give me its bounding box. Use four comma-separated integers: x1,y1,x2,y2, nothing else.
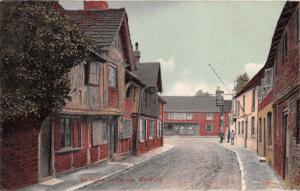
133,42,140,65
84,0,108,10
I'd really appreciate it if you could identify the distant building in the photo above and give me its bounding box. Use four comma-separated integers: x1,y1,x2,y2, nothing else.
162,96,231,136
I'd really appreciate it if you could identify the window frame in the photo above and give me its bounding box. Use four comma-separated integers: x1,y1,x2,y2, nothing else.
206,113,214,120
283,31,288,61
109,65,117,88
77,118,82,147
60,118,73,149
206,124,213,132
139,119,147,142
149,120,155,139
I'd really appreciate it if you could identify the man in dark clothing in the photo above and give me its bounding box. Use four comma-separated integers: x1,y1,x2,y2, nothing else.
219,131,224,143
227,129,231,143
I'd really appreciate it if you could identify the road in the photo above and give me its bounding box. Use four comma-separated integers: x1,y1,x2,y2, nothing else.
82,137,241,190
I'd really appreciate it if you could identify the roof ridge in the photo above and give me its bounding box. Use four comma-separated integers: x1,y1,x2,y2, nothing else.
64,8,126,12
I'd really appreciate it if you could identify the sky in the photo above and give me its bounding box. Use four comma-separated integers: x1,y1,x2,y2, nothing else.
59,0,285,98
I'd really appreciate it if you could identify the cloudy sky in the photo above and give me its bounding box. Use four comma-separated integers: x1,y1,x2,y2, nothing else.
60,1,285,97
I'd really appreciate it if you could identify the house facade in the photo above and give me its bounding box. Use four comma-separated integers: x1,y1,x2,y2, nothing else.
132,59,165,155
271,2,300,188
233,84,259,152
162,96,231,137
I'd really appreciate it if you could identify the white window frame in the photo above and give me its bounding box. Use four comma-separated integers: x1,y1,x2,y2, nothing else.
206,113,214,120
109,65,117,88
264,68,273,87
149,120,155,139
139,119,146,142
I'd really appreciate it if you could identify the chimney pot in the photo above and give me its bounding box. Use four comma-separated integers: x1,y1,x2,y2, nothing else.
84,0,108,10
133,42,140,65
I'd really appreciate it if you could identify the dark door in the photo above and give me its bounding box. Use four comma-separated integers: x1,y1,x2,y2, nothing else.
39,117,52,179
263,118,266,157
244,120,248,147
109,118,118,158
113,119,118,153
283,112,288,179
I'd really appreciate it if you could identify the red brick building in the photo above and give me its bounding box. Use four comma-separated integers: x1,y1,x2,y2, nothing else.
162,96,231,136
270,2,300,188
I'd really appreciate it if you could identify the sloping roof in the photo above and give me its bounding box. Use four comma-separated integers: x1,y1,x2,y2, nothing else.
133,62,162,92
234,1,298,98
162,96,232,112
64,9,125,52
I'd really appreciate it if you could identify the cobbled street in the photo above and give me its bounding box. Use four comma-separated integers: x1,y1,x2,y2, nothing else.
83,137,241,190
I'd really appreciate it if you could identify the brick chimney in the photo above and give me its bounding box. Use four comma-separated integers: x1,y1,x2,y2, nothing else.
84,0,108,10
133,42,140,65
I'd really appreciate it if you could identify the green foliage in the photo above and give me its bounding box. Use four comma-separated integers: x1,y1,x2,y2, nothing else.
0,1,89,123
195,89,210,96
234,72,249,94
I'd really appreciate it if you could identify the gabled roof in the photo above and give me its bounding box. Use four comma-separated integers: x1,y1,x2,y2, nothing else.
133,62,163,92
162,96,232,112
64,8,135,68
234,1,298,98
64,9,125,51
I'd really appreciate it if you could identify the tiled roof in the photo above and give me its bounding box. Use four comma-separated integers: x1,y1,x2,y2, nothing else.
162,96,232,112
133,62,162,92
64,9,126,52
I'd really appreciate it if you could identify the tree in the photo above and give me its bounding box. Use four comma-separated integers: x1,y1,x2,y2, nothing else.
0,1,89,125
234,72,249,94
195,89,210,96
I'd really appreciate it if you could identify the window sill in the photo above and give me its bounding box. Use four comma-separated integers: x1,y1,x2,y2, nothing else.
149,137,154,140
56,147,81,154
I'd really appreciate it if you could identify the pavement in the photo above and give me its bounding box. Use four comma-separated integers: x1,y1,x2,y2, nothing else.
22,144,173,191
214,140,284,190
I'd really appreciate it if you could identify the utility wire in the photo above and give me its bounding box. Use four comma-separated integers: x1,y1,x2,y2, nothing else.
208,64,233,95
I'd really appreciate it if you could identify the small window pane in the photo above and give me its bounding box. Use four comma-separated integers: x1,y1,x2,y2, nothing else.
109,66,117,88
206,113,214,120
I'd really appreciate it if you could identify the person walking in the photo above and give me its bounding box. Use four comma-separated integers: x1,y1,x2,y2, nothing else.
230,130,235,145
219,131,224,143
227,129,231,143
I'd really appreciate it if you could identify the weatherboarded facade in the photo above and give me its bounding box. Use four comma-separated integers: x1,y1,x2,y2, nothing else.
132,62,165,155
162,96,231,137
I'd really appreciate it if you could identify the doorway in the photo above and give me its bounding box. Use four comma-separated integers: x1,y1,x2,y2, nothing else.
39,117,52,179
109,117,118,158
283,111,288,179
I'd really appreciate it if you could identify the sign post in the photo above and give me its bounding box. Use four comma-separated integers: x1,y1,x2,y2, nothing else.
216,87,224,134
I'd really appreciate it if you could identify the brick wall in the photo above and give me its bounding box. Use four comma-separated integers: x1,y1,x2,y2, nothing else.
272,4,300,188
0,123,40,190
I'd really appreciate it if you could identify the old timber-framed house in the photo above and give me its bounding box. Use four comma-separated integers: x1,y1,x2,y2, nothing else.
39,2,139,181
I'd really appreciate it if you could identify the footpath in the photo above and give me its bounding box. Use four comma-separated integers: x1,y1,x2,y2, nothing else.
215,140,284,190
22,144,173,191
